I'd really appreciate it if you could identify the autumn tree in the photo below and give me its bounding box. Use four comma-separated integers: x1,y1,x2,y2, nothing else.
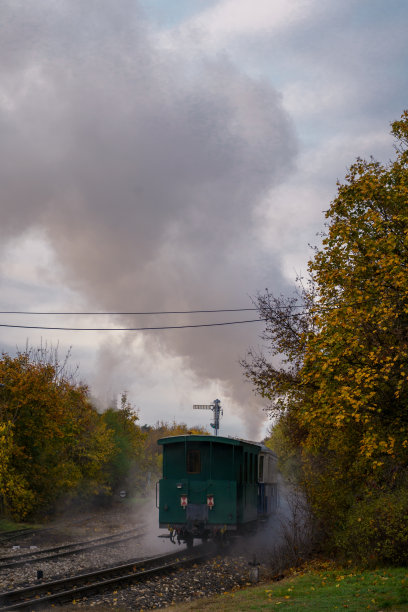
101,393,146,495
0,421,34,518
0,350,114,519
245,111,408,562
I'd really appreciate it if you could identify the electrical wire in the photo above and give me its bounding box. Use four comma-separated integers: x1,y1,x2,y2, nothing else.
0,319,265,332
0,297,397,332
0,308,258,315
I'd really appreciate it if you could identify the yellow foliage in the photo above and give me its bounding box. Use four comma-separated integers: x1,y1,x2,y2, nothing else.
246,111,408,544
0,350,116,518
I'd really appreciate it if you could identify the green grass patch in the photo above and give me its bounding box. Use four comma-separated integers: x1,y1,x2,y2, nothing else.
165,562,408,611
0,518,38,533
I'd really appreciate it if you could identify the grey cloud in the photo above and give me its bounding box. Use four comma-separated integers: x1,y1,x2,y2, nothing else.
0,0,296,436
189,0,408,139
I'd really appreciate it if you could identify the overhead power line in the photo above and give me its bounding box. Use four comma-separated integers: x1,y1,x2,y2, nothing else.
0,308,258,315
0,319,265,332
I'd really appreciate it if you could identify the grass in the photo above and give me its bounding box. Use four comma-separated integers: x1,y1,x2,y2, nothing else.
43,563,408,611
162,561,408,611
0,518,39,532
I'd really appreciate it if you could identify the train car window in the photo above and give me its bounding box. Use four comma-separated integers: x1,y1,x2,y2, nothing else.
249,454,253,483
186,449,201,473
254,455,258,483
244,452,248,482
259,455,264,481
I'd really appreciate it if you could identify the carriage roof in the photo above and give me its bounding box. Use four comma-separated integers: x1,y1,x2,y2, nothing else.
158,434,276,457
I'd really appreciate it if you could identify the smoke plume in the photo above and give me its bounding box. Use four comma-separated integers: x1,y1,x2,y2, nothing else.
0,1,296,436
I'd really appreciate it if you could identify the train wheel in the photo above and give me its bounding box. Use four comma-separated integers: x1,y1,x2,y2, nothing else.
185,535,194,549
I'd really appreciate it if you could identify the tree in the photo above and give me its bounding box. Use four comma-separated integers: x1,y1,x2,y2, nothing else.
245,111,408,561
302,111,408,511
0,350,115,518
0,421,34,519
101,393,146,494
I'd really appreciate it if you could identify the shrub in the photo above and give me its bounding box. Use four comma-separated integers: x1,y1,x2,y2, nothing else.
335,488,408,566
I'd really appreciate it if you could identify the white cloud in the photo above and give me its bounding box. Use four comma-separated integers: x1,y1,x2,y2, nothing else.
183,0,316,40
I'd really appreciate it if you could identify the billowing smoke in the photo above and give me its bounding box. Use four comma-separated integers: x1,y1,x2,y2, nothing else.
0,1,296,436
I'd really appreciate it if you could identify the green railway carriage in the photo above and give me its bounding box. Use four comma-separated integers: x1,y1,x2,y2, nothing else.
157,434,278,546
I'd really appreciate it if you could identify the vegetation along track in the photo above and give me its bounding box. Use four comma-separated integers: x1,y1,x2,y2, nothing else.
0,527,146,570
0,545,214,610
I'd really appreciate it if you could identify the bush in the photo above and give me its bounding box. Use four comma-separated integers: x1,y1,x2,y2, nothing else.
335,488,408,566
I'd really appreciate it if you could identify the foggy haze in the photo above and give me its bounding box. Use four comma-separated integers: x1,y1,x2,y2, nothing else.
0,1,296,436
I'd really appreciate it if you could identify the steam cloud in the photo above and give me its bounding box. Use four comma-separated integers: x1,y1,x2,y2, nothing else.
0,0,296,436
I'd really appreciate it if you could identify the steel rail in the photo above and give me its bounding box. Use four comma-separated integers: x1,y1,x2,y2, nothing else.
0,527,146,570
0,530,38,544
0,516,102,544
0,545,214,610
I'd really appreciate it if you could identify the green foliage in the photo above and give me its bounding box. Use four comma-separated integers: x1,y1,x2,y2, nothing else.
101,393,146,493
0,349,115,519
244,111,408,564
335,488,408,566
264,418,302,483
0,421,35,519
0,347,211,520
300,110,408,540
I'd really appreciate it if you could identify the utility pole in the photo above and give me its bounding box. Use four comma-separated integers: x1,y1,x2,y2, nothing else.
193,398,223,435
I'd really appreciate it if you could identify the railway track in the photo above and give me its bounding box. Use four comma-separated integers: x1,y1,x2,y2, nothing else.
0,516,100,545
0,527,145,570
0,545,214,610
0,529,41,545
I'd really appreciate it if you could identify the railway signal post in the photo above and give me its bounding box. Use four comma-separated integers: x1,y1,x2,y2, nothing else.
193,398,223,435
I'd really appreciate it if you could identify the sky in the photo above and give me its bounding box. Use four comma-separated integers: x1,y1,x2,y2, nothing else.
0,0,407,439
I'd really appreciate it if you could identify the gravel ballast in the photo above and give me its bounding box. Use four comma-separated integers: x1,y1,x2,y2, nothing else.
0,503,273,609
73,554,265,610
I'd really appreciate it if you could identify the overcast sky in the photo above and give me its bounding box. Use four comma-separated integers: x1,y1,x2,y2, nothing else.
0,0,407,438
